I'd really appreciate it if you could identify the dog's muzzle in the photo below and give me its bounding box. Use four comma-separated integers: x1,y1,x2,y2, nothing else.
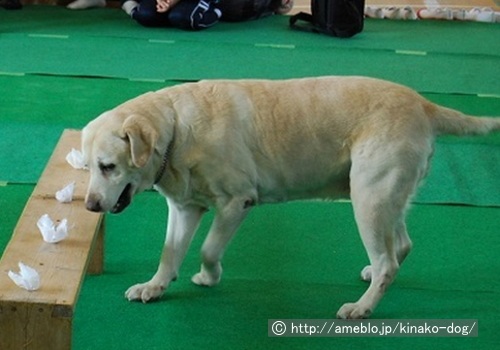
86,195,103,213
85,183,133,213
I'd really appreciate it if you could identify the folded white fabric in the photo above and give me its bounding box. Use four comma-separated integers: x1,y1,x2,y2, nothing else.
66,148,86,170
37,214,69,243
8,262,41,291
56,182,75,203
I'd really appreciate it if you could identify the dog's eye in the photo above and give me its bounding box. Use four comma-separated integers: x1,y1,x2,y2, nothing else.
99,163,116,173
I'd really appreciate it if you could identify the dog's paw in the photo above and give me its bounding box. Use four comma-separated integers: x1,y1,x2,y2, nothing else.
191,263,222,287
125,282,165,303
360,265,372,282
337,302,372,319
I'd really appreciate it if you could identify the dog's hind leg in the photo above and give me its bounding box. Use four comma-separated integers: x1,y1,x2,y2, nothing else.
337,196,403,319
337,143,424,319
191,196,253,286
360,218,412,282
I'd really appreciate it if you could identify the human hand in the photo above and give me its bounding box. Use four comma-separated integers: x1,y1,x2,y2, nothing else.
156,0,170,13
156,0,179,13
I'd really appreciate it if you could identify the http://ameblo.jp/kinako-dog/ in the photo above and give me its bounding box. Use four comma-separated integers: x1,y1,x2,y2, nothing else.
82,76,500,319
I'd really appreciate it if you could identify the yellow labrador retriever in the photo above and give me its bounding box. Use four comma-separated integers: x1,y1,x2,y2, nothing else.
82,76,500,319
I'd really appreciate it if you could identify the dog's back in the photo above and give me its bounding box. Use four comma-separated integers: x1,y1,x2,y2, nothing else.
157,76,499,202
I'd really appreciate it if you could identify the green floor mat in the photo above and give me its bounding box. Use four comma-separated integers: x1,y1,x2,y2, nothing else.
1,6,499,95
71,195,498,349
0,74,169,125
2,6,499,57
415,142,500,206
1,34,498,95
0,184,32,247
0,75,169,183
0,184,498,349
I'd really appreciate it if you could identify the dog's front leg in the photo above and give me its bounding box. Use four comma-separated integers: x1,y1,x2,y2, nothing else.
125,198,205,303
191,196,253,286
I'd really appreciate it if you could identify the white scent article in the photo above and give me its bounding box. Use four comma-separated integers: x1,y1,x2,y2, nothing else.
55,182,75,203
8,262,41,291
66,148,86,169
37,214,69,243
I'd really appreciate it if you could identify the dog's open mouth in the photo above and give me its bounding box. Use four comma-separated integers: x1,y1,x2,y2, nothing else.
111,183,133,214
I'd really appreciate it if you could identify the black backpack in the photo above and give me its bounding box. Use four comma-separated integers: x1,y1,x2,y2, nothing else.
289,0,365,38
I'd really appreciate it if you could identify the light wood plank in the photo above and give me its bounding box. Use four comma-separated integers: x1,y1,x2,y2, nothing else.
0,130,104,350
32,129,88,201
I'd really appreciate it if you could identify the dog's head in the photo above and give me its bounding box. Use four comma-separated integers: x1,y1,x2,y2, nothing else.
82,105,172,214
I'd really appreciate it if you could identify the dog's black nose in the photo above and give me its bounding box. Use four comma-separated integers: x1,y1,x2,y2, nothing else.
85,196,103,212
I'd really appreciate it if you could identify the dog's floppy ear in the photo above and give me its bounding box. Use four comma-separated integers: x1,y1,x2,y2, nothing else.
121,115,158,168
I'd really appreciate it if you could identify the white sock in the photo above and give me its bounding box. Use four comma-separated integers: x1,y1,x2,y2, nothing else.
122,0,138,16
67,0,106,10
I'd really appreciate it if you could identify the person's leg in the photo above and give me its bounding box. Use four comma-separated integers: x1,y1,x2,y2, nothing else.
127,0,172,27
219,0,272,21
218,0,292,22
168,0,221,30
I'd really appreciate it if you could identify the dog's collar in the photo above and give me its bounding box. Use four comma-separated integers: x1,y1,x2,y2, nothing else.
154,141,173,185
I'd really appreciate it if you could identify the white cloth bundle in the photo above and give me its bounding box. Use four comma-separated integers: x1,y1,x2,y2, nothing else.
66,148,86,169
37,214,69,243
8,262,41,291
55,182,75,203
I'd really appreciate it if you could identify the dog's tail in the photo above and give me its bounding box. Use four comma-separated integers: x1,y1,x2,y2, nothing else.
429,103,500,136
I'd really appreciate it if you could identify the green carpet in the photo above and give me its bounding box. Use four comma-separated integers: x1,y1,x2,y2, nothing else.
1,185,498,349
60,191,500,349
2,34,498,94
1,6,499,95
0,5,499,350
0,75,169,183
3,5,499,58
